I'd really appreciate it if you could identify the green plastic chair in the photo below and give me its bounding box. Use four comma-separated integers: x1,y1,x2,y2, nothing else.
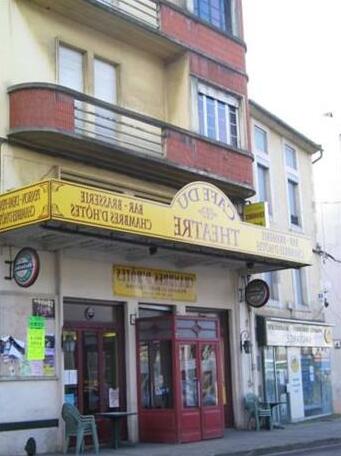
244,393,273,431
61,403,99,455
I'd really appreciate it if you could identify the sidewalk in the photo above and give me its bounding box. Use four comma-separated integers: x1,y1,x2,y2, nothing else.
47,415,341,456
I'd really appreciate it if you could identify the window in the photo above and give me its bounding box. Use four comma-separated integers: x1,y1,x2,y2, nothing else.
197,83,239,148
287,178,300,226
285,144,297,170
284,143,301,228
193,0,234,34
58,45,84,91
264,271,279,303
292,268,306,307
94,58,117,104
94,58,117,139
257,163,272,214
254,126,268,154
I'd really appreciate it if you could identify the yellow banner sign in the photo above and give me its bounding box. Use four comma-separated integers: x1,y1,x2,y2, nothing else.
244,202,269,227
0,180,313,266
113,265,197,301
0,182,50,232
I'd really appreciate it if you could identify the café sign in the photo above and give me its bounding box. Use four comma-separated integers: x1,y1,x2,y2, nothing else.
0,180,313,266
265,320,333,348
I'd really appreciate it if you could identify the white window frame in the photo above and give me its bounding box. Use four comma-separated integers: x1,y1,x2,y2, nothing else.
263,271,280,307
292,268,308,308
253,122,273,217
56,41,86,92
193,80,242,148
283,141,303,231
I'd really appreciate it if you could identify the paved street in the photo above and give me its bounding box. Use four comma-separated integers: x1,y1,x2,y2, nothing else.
266,443,341,456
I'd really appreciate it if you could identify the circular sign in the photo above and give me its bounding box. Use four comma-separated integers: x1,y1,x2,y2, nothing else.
13,248,40,288
245,279,270,308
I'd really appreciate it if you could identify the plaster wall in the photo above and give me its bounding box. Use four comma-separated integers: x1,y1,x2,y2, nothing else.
250,115,322,320
0,0,191,138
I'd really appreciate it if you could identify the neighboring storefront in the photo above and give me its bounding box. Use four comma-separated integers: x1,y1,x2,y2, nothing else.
0,180,314,453
257,317,333,423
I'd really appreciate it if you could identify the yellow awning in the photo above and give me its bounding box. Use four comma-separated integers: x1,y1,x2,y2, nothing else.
0,180,313,268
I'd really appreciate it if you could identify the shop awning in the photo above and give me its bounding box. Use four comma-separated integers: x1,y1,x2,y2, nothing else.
0,180,313,272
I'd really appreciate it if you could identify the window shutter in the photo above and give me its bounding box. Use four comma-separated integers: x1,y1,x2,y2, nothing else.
59,45,84,92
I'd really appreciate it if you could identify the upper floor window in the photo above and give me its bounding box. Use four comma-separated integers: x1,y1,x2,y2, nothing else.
284,143,302,228
257,163,272,215
254,126,268,154
58,45,84,92
193,0,235,35
285,144,297,170
197,83,239,148
287,178,300,226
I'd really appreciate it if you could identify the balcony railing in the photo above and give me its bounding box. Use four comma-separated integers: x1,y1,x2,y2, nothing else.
10,83,163,157
8,83,254,198
95,0,159,29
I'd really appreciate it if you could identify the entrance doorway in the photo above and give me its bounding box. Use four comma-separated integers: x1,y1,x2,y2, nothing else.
63,300,126,443
137,315,224,443
179,341,222,441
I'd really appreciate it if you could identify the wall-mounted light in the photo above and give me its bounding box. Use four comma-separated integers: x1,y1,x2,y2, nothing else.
240,330,251,354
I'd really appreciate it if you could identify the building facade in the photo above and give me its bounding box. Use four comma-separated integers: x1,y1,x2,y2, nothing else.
249,101,333,424
0,1,320,455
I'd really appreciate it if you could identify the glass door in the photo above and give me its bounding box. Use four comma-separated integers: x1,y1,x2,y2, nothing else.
63,326,123,443
179,341,223,441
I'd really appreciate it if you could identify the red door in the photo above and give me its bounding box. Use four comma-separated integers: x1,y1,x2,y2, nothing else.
63,326,125,443
178,341,223,442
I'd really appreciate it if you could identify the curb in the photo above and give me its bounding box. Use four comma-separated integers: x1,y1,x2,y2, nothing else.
214,437,341,456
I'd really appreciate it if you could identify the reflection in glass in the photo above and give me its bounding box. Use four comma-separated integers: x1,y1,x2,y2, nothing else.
201,345,218,407
83,332,99,414
301,347,332,417
180,344,198,408
140,340,172,409
103,332,119,409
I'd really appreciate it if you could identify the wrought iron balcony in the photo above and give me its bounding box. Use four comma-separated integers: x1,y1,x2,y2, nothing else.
8,83,254,198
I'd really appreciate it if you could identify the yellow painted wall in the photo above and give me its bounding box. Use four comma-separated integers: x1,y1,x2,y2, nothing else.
0,0,192,137
0,143,175,200
165,55,191,130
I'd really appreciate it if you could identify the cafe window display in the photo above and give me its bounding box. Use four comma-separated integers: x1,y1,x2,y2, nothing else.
257,317,333,422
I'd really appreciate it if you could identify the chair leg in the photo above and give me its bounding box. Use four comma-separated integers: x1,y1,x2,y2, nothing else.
64,436,70,454
92,422,100,455
76,429,85,456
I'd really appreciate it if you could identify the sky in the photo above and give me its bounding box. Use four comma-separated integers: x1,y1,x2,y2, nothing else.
243,0,341,202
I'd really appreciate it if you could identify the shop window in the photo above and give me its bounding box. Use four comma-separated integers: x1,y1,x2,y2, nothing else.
193,0,237,36
301,347,332,417
139,340,173,409
197,82,240,148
